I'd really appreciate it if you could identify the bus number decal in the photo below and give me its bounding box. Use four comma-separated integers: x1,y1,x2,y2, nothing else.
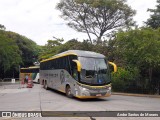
44,73,58,78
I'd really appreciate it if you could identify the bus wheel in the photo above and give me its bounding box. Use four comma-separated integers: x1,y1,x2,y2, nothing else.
66,86,72,98
44,81,48,90
38,79,40,84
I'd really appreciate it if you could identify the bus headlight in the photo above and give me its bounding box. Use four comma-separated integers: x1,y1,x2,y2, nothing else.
79,86,88,91
108,86,111,90
79,86,90,96
75,90,78,96
82,91,90,96
107,87,111,94
82,88,87,91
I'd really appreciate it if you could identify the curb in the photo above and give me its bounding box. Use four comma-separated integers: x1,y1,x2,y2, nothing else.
112,92,160,98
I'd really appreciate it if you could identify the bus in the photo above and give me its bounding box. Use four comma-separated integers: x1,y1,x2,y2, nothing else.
40,50,117,99
20,66,40,83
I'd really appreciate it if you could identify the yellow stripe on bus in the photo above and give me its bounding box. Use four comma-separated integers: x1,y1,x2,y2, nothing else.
72,60,82,72
40,52,77,63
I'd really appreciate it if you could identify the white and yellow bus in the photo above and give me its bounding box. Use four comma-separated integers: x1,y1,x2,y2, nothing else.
40,50,117,99
20,66,40,83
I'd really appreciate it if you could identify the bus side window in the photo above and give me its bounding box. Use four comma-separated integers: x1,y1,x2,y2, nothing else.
73,67,78,81
72,62,78,81
71,62,77,76
68,55,78,75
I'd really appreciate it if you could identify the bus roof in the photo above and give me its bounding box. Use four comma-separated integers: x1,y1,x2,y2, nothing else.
21,66,40,69
41,50,105,63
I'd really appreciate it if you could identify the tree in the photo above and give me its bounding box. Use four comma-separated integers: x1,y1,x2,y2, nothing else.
115,28,160,94
39,39,93,60
5,31,40,67
146,0,160,29
0,30,41,78
112,67,140,92
46,39,63,50
0,30,22,78
39,39,64,60
56,0,136,44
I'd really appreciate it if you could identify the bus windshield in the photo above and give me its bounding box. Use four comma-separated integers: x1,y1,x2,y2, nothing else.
78,57,111,85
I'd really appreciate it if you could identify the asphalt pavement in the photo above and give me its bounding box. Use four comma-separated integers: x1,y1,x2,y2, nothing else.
0,83,160,120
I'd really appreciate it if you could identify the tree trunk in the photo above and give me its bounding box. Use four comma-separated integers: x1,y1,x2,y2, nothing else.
97,36,102,45
86,30,92,44
97,30,105,45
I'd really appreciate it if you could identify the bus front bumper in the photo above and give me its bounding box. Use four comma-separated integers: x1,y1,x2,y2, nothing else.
75,93,111,99
75,86,111,99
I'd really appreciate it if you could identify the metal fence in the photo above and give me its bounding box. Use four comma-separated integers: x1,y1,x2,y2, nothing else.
0,78,21,89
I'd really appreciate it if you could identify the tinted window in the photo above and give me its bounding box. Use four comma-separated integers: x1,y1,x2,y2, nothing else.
40,55,77,73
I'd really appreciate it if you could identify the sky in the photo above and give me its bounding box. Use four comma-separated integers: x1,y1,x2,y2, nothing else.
0,0,157,45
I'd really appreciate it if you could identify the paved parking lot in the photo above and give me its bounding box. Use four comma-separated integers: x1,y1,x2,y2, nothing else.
0,83,160,120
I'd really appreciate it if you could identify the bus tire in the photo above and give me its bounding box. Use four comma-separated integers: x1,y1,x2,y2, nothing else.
44,81,49,90
38,79,40,84
66,85,73,98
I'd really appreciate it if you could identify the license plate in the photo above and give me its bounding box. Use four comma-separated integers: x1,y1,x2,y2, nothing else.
96,94,102,96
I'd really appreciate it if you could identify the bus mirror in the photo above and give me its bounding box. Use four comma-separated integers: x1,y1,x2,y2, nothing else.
109,62,117,73
72,60,81,72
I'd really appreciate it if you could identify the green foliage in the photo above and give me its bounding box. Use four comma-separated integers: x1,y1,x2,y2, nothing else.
146,0,160,29
5,31,40,67
39,37,118,61
112,66,140,92
38,39,64,60
59,39,92,52
39,39,86,60
0,29,40,78
0,30,22,72
115,27,160,94
39,39,110,60
116,28,160,68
